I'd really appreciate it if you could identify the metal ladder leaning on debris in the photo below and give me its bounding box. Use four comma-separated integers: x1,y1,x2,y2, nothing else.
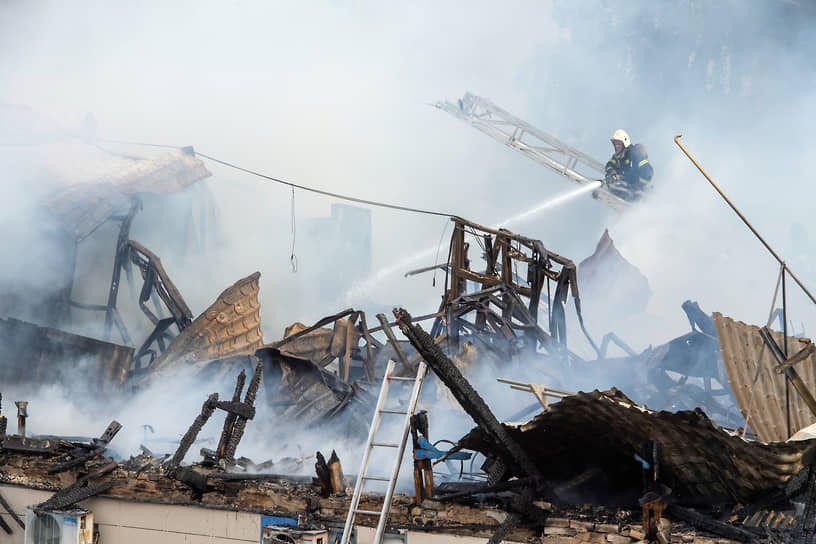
340,352,427,544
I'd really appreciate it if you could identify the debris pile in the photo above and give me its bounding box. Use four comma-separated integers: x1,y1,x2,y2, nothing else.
2,146,816,544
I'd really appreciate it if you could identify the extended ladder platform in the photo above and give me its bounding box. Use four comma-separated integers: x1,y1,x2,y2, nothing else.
340,358,428,544
434,92,631,212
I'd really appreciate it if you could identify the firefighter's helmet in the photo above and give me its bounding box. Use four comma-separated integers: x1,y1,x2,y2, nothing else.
611,129,631,148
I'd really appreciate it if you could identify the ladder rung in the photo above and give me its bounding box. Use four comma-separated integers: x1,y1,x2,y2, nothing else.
380,409,407,415
355,509,381,516
362,476,390,482
372,442,399,448
389,376,416,382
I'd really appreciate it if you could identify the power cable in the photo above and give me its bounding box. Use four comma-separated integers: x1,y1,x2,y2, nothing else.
195,151,454,217
100,139,455,217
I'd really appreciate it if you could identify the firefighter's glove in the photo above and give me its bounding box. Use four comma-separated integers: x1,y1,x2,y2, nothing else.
605,173,622,184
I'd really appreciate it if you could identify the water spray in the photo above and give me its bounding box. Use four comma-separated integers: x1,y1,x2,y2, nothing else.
343,182,601,303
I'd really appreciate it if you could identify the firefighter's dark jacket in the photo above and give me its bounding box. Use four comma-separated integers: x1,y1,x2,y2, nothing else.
605,144,654,190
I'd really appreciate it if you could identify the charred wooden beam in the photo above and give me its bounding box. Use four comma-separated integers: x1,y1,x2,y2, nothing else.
376,313,414,375
97,420,122,445
487,488,549,543
166,393,219,475
358,312,376,383
49,421,121,474
410,411,434,503
665,504,759,543
394,308,543,483
0,490,24,529
341,314,356,382
215,401,255,420
37,482,114,513
205,472,314,484
327,450,345,494
37,462,117,512
436,477,537,502
222,360,263,461
200,448,219,466
365,311,443,334
0,468,14,533
217,370,246,460
486,512,520,544
48,446,105,474
315,451,332,497
174,466,209,497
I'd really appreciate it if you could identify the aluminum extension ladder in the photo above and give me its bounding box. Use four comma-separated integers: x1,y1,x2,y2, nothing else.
340,358,428,544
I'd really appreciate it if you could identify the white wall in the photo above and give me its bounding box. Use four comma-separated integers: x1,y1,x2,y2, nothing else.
0,484,259,544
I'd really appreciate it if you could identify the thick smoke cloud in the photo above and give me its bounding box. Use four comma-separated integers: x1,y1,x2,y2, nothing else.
1,1,815,475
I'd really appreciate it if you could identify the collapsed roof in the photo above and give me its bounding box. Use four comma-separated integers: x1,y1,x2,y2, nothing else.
2,131,816,543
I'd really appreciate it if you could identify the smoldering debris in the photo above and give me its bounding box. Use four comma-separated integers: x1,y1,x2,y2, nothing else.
3,152,816,544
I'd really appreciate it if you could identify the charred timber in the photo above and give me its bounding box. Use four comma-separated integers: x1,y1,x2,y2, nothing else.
218,370,246,459
215,401,255,420
48,446,105,474
96,420,122,445
0,490,24,529
315,451,332,497
394,308,544,485
222,360,263,461
666,504,759,543
166,393,219,475
174,466,209,497
37,482,113,512
37,462,117,512
327,450,345,494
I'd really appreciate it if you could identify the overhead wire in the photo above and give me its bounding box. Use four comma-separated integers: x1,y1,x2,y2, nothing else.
195,151,455,217
100,139,455,218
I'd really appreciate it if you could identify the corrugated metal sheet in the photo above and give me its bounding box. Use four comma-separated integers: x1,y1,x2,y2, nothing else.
714,312,816,442
39,146,211,241
0,317,134,393
148,272,263,374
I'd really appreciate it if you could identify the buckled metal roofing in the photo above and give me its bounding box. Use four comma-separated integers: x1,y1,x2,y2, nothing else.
714,312,816,442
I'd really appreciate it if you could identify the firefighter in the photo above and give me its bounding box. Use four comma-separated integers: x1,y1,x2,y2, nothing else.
605,129,654,200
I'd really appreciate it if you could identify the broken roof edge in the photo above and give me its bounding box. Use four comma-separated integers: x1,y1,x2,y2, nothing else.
714,311,816,443
143,272,263,377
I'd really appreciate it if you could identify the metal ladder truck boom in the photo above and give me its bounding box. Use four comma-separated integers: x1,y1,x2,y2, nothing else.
433,92,630,212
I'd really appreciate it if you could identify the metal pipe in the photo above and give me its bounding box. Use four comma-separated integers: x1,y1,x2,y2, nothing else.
783,266,790,437
15,401,27,437
759,327,816,420
674,135,816,307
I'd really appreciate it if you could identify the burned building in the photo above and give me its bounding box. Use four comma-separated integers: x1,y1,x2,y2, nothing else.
0,116,814,544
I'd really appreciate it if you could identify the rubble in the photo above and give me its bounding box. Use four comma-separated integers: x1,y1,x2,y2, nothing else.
0,144,814,544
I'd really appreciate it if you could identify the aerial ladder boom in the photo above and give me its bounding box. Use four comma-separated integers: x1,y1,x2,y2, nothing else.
434,92,630,211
